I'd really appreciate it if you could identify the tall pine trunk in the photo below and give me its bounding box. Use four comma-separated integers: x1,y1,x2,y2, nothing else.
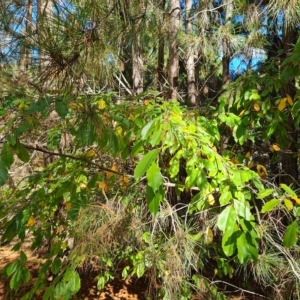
168,0,180,100
185,0,197,106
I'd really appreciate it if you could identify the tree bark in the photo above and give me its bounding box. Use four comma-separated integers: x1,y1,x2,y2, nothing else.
280,25,298,186
157,0,166,92
168,0,180,100
20,0,32,70
132,30,144,95
222,0,233,85
185,0,197,106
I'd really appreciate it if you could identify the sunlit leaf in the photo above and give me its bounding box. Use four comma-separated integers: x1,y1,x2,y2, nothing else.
146,162,163,193
27,216,35,227
207,194,215,205
204,227,213,244
278,98,287,111
286,94,294,106
270,144,281,152
134,149,159,180
98,99,106,110
261,199,280,213
284,199,294,211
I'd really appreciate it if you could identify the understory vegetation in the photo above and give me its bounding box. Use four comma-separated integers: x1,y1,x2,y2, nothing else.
1,0,300,299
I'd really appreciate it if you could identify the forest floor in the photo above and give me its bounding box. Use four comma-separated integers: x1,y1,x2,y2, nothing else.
0,239,265,300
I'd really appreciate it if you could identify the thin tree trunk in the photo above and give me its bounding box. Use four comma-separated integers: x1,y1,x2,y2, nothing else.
185,0,197,106
222,0,233,85
132,30,144,95
157,0,166,92
168,0,180,100
280,25,298,186
20,0,32,70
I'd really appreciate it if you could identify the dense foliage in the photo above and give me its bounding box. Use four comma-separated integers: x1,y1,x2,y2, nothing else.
0,0,300,299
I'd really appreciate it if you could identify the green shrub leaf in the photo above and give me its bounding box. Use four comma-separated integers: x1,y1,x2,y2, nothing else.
134,149,159,180
283,220,298,248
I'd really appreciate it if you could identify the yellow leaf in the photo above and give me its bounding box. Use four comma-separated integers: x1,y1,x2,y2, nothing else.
253,102,260,111
208,194,215,205
291,195,300,205
257,164,267,179
239,109,246,116
65,202,72,211
106,164,119,179
123,176,129,184
116,126,123,137
278,98,287,111
247,161,255,169
284,199,294,211
286,94,294,106
245,151,251,158
27,216,35,227
204,227,214,244
129,113,135,120
97,181,109,192
212,146,217,152
80,183,87,190
144,99,150,106
230,158,239,164
98,99,106,110
85,148,96,158
270,144,281,152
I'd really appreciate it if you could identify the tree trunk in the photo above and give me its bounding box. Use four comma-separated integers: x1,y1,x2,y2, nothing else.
157,0,166,92
20,0,32,70
132,30,144,95
168,0,180,100
222,0,233,85
185,0,197,106
280,25,298,186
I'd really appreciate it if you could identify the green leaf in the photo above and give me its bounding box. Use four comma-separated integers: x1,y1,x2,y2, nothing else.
1,142,14,168
233,199,252,221
51,257,62,275
97,276,106,290
55,100,68,118
15,143,30,163
219,191,232,205
136,261,145,278
146,162,163,193
261,199,280,213
237,232,258,265
134,149,160,180
257,189,273,199
146,185,163,216
232,170,252,186
19,251,27,263
68,271,81,293
6,260,19,276
132,140,144,157
280,184,296,197
217,206,236,232
233,124,246,145
283,220,298,248
141,119,155,140
0,161,8,186
222,224,239,256
43,285,55,300
10,267,22,290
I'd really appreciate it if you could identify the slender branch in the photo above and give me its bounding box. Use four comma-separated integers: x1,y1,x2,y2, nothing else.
23,143,126,177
